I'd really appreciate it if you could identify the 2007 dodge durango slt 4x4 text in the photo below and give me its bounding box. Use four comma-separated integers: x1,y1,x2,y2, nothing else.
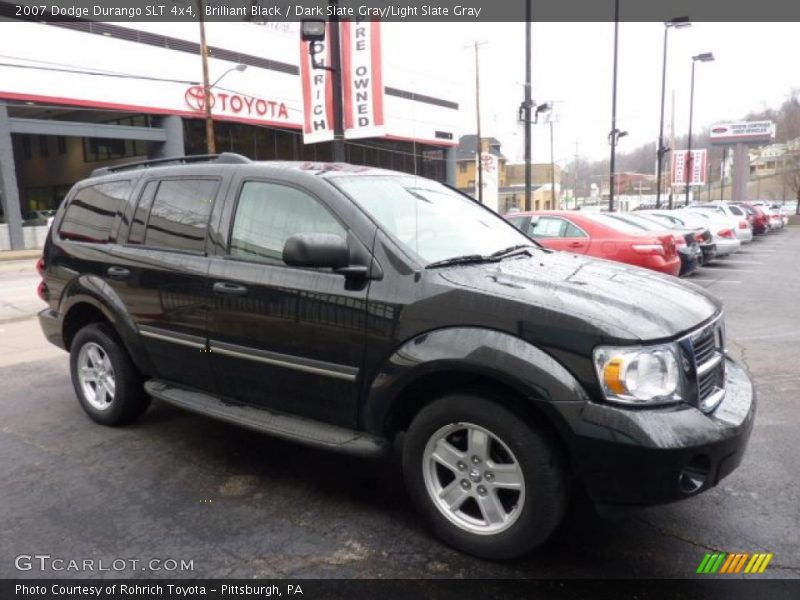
37,154,756,559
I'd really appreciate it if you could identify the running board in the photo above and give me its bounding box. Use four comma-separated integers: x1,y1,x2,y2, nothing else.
144,380,390,457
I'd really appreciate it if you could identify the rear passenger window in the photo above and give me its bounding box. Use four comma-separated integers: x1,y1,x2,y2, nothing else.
127,181,158,245
59,180,131,243
143,179,218,253
564,221,587,238
230,181,345,263
728,206,744,216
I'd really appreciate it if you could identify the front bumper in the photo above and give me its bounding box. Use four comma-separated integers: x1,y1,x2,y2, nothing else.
556,357,755,506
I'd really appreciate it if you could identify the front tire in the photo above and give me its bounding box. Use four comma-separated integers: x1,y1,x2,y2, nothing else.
69,323,150,426
403,394,566,560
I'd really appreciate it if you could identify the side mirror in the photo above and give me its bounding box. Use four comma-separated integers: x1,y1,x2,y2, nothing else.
282,233,350,270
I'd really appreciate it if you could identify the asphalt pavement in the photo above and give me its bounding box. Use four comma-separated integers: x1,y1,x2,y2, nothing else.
0,230,798,579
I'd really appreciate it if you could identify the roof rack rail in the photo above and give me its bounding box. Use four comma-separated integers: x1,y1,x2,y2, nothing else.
90,153,251,177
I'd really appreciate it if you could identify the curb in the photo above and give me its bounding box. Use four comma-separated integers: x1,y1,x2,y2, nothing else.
0,249,41,262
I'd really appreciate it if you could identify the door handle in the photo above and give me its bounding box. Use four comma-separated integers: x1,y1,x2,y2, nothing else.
213,282,248,296
106,266,130,280
568,241,584,248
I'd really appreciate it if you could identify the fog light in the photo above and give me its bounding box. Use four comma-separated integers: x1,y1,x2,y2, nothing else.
679,455,712,494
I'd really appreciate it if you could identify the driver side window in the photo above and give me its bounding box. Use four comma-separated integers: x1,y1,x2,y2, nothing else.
530,216,567,238
230,182,346,264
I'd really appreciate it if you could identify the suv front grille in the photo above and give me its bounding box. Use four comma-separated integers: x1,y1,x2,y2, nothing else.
689,318,726,412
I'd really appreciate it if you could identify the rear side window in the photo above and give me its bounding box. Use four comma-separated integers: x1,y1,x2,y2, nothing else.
143,179,218,253
127,181,158,245
728,205,744,216
229,181,345,263
59,180,131,243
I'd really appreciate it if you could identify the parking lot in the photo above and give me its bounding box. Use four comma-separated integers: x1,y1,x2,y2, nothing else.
1,227,798,579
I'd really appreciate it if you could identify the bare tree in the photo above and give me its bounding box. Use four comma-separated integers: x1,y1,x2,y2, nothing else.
781,149,800,214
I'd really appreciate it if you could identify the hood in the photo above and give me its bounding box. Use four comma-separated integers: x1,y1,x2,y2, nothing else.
437,249,720,345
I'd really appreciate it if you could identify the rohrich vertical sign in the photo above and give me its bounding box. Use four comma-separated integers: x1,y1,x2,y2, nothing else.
341,20,385,139
300,23,335,144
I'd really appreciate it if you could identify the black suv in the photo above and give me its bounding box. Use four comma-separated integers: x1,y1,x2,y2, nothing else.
38,154,755,559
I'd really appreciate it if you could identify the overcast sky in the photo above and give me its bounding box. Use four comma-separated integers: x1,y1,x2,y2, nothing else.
383,22,800,167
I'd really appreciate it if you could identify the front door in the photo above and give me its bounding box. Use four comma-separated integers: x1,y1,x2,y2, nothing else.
206,179,370,428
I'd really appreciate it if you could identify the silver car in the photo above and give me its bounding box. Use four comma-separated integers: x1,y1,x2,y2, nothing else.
690,203,753,243
674,210,742,256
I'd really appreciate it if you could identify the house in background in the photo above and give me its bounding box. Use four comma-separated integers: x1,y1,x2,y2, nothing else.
455,135,561,213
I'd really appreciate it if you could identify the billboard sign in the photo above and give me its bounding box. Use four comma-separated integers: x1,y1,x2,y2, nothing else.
709,121,776,145
672,149,707,186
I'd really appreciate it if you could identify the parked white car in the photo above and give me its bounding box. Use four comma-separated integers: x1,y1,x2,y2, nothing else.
674,210,742,256
690,203,753,243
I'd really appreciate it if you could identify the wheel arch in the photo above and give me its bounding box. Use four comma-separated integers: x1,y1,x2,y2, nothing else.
59,275,154,375
362,327,590,465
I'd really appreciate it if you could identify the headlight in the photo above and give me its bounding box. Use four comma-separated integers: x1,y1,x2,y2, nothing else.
593,343,682,406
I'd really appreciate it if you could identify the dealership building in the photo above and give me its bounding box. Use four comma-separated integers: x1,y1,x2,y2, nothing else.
0,13,460,249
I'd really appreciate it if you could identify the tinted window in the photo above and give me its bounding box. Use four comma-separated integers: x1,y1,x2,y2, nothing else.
728,205,744,216
59,180,131,243
506,216,530,231
230,181,346,263
143,179,218,252
531,217,566,238
127,181,158,244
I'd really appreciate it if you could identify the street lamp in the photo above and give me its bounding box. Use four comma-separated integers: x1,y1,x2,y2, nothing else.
210,63,247,89
685,52,715,207
608,0,620,212
655,16,691,209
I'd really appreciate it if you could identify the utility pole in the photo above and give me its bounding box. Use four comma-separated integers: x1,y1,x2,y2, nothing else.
574,141,580,209
198,0,215,154
473,41,486,204
523,1,532,211
549,116,556,208
668,90,676,208
721,147,727,201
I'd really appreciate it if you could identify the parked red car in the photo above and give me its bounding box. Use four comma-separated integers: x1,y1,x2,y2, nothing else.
730,202,769,234
506,211,681,276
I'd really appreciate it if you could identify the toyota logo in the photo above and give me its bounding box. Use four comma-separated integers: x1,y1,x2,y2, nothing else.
185,85,213,111
712,126,728,134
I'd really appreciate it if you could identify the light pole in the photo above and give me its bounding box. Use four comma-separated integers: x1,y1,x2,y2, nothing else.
685,52,715,207
655,17,690,209
608,0,620,212
523,0,532,211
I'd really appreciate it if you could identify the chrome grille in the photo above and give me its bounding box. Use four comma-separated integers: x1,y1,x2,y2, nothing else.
690,318,725,412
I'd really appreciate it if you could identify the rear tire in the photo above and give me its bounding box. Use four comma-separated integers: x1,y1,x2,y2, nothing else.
69,323,150,426
402,393,566,560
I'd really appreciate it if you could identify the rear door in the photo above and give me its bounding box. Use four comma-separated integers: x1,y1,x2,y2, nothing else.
205,176,372,428
108,174,224,392
529,216,590,254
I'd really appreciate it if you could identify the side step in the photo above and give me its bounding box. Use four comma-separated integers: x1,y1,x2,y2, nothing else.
144,380,390,457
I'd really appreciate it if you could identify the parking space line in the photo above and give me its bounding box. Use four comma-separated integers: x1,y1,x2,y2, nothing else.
690,279,742,284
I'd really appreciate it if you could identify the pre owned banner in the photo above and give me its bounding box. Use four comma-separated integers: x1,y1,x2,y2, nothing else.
300,24,335,144
341,20,385,139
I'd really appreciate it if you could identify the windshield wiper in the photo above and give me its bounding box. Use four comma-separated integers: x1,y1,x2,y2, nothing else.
425,254,499,269
426,246,537,269
488,244,536,258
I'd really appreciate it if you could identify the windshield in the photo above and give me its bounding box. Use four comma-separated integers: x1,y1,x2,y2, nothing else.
333,175,533,264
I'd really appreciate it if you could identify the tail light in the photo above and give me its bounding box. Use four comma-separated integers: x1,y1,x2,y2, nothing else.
695,233,705,243
739,221,748,229
36,257,45,276
37,280,48,301
718,229,735,239
632,243,665,256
